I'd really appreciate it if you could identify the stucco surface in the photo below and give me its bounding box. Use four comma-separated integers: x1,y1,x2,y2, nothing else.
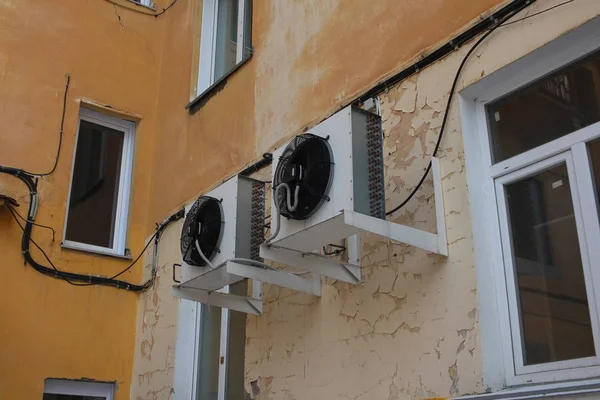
147,0,507,227
132,1,600,400
0,0,166,398
130,221,182,400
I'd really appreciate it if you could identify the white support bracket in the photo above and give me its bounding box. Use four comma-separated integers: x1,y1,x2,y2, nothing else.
172,286,263,315
175,261,322,296
260,244,361,284
172,259,322,313
344,157,448,256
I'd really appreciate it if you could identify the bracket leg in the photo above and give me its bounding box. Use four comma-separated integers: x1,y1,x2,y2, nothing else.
260,244,361,284
172,286,263,315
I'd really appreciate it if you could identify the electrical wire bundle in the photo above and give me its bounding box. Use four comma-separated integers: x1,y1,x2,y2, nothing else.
1,165,183,291
0,75,184,291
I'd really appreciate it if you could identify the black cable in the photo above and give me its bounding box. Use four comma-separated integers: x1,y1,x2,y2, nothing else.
385,4,531,217
500,0,575,27
7,204,56,241
103,229,160,281
1,167,181,291
154,0,179,17
7,206,93,286
322,244,346,256
8,75,70,177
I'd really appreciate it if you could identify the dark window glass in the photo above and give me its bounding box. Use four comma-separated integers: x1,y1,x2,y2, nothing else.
242,0,252,59
215,0,239,81
487,49,600,163
43,395,104,400
225,281,248,399
589,140,600,218
505,162,594,365
65,120,124,248
197,304,222,400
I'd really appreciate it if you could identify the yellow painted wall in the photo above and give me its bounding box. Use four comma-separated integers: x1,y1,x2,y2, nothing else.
0,0,167,398
131,1,600,399
147,0,508,225
7,0,594,399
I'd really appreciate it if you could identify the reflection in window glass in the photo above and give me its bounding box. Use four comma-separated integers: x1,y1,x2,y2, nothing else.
43,395,104,400
65,120,124,248
505,162,595,365
589,140,600,219
225,281,248,399
242,0,252,59
197,304,222,400
487,49,600,163
214,0,239,81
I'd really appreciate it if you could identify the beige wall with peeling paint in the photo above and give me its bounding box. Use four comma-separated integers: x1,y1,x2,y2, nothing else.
131,1,600,400
130,221,183,400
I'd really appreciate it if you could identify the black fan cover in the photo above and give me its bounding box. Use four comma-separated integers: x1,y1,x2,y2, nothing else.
180,196,224,267
273,134,334,220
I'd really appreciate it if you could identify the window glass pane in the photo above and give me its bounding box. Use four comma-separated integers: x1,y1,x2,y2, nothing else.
225,281,247,399
197,304,222,400
242,0,252,59
487,49,600,163
65,120,124,248
505,162,595,365
214,0,239,81
589,140,600,217
43,395,104,400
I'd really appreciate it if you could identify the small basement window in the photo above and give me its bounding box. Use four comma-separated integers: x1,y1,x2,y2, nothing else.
43,379,114,400
62,109,135,257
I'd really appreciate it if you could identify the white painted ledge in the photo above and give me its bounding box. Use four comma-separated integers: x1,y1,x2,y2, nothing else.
457,379,600,399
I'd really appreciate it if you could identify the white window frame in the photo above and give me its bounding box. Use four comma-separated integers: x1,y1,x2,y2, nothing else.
173,299,232,400
174,282,260,399
131,0,153,7
43,379,114,400
62,108,135,258
460,16,600,389
196,0,251,95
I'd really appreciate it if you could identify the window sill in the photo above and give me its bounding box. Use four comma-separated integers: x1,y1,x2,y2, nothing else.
186,52,253,113
457,379,600,399
62,241,132,260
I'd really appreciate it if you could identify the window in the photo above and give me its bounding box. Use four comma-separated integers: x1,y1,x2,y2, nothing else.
175,281,248,400
43,379,114,400
462,18,600,388
130,0,153,7
196,0,253,96
62,109,135,257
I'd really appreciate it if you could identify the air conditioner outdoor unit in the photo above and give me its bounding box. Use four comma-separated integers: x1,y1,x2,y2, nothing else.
268,105,385,251
261,105,448,285
172,175,322,315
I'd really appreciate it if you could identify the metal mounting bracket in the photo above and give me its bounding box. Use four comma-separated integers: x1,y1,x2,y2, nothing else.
268,158,447,257
172,286,263,315
344,157,448,256
260,244,361,284
173,261,322,297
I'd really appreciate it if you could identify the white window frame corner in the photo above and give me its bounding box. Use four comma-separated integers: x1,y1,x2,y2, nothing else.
460,16,600,389
62,108,135,258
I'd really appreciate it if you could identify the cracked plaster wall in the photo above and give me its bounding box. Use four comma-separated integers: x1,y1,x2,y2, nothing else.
130,220,183,400
244,2,600,400
131,2,600,400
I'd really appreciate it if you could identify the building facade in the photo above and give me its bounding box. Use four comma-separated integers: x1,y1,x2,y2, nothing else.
2,0,600,399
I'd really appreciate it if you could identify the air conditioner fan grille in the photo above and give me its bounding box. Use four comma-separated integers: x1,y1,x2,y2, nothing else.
180,196,224,267
273,134,334,220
